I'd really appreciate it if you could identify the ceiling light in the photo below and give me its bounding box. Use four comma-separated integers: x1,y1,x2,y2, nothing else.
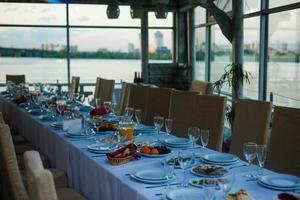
130,4,143,19
106,2,120,19
155,4,168,19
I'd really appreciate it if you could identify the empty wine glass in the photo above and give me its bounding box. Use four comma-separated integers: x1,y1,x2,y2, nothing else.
135,109,142,126
218,172,235,198
163,156,175,189
88,96,94,107
188,127,200,156
124,107,134,119
256,144,267,176
178,151,192,187
243,142,257,178
92,116,102,133
56,100,66,120
165,118,173,136
103,101,111,113
203,179,217,200
153,116,164,141
111,103,117,115
95,98,101,108
201,129,209,153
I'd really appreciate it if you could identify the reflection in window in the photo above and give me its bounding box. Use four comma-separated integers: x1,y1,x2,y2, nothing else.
0,3,66,25
269,0,300,9
69,5,140,26
0,27,67,83
244,0,260,14
243,17,260,99
148,29,173,62
194,7,206,26
69,28,141,83
267,9,300,108
194,28,206,80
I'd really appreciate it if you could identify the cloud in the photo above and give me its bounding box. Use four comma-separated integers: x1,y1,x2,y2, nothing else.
77,16,90,22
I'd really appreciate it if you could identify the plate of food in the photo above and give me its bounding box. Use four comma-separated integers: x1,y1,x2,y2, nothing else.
139,145,171,158
227,189,252,200
191,165,228,177
189,178,217,188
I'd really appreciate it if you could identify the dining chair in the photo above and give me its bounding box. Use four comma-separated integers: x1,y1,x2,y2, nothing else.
169,91,227,151
70,76,80,97
0,112,4,124
24,150,86,200
265,106,300,176
0,124,29,200
127,84,150,122
6,74,26,85
117,82,131,115
99,78,115,102
190,80,214,95
94,77,101,99
229,99,272,159
143,87,173,125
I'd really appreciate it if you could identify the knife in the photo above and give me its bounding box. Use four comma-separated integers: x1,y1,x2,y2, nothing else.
146,182,181,189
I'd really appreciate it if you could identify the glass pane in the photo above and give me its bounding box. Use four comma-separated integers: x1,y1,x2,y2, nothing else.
69,5,140,26
244,0,260,14
215,0,232,12
0,27,67,84
0,3,66,25
243,17,260,99
148,12,173,27
194,28,206,80
149,29,173,62
267,9,300,108
69,28,141,83
194,6,206,26
269,0,299,8
210,24,232,94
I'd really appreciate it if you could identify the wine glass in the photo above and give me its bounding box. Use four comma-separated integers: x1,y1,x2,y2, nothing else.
135,109,142,126
103,101,111,113
243,142,257,178
256,144,267,176
218,172,235,198
188,127,200,156
56,100,66,120
163,156,175,190
178,151,192,187
95,98,101,109
165,118,173,136
201,129,209,153
88,96,94,107
153,116,164,141
92,116,102,133
124,107,134,119
203,178,217,200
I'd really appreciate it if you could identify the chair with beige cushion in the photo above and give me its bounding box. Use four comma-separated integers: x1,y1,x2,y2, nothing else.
70,76,80,97
94,77,101,99
0,124,29,200
265,106,300,176
169,91,227,151
144,87,173,125
94,78,115,102
24,150,86,200
229,99,272,159
190,80,213,95
6,74,26,85
117,82,131,115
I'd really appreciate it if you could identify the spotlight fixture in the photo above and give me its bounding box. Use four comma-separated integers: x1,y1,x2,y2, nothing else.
130,4,143,19
155,4,168,19
106,1,120,19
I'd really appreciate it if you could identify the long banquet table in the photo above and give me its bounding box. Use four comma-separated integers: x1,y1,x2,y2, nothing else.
0,95,293,200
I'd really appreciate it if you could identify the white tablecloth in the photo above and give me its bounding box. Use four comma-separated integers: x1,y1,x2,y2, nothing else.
0,96,290,200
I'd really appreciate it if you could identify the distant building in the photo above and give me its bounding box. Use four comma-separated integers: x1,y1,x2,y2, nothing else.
156,46,171,55
154,31,164,49
41,43,61,51
128,43,135,53
62,45,78,53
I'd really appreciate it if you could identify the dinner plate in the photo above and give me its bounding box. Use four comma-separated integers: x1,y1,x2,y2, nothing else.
259,174,300,190
28,109,42,115
258,180,299,191
201,159,239,166
130,174,172,184
87,143,112,153
134,169,167,180
190,165,228,178
166,188,205,200
138,151,171,158
66,130,95,138
50,121,63,128
202,153,239,164
164,138,192,146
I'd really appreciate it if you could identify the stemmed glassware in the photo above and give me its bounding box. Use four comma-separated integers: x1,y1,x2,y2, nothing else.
135,109,142,126
125,107,134,119
163,156,175,190
188,127,200,156
256,144,267,176
178,151,192,187
218,172,235,198
88,96,94,107
243,142,257,178
103,101,111,113
56,99,66,121
92,116,102,133
201,129,209,153
165,118,173,136
153,116,164,142
95,98,101,109
203,179,217,200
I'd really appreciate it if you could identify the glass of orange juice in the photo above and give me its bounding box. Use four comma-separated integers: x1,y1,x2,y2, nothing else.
118,116,134,141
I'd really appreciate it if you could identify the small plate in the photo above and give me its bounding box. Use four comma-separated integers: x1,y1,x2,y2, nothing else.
130,174,173,184
138,151,171,158
166,188,205,200
259,174,300,190
164,138,192,146
87,143,112,154
134,169,167,181
203,153,239,163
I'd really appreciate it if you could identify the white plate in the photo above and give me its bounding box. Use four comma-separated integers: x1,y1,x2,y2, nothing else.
28,109,41,115
259,174,300,189
190,165,228,178
201,159,239,166
258,180,299,191
130,174,173,184
50,121,63,128
166,188,205,200
164,138,192,146
138,151,171,158
134,169,167,181
203,153,239,163
87,143,111,153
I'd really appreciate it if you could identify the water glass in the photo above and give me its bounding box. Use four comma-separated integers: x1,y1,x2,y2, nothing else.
256,144,267,176
218,172,235,198
203,179,217,200
188,127,200,156
95,98,101,108
56,100,66,117
178,151,192,187
124,107,134,119
103,101,111,113
88,96,94,107
165,118,173,135
135,109,142,126
201,129,209,152
243,142,257,178
163,156,175,189
153,116,164,141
